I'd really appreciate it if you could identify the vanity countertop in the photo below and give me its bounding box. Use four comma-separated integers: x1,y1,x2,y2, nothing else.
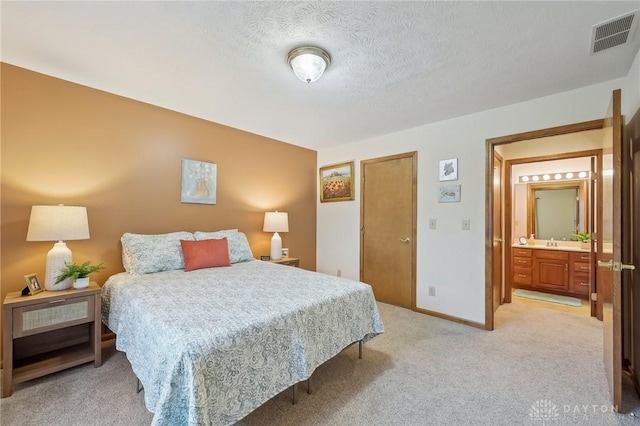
512,243,590,253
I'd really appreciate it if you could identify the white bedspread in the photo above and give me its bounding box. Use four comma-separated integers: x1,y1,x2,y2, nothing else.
102,260,384,425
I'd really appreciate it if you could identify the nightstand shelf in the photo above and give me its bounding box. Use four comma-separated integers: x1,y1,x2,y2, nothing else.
269,257,300,267
2,283,102,398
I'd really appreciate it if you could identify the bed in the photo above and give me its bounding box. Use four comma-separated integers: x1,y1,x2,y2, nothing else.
101,231,384,426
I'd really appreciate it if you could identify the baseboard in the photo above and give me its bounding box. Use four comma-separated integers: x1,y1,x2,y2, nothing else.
413,307,486,330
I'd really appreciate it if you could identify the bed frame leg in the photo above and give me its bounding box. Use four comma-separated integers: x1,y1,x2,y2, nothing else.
359,340,363,359
136,378,143,394
292,383,299,405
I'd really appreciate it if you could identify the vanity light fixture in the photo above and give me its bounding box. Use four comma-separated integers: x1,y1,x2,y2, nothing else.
287,46,331,83
519,171,590,183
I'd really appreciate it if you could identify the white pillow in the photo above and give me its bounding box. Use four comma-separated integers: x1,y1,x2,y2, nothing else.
194,230,254,263
121,232,195,274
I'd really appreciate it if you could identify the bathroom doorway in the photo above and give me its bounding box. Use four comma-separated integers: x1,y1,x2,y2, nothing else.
505,152,600,318
485,118,606,330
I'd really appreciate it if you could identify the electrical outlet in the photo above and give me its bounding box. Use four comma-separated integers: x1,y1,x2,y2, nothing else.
428,286,436,296
429,218,437,229
462,219,470,230
337,269,342,277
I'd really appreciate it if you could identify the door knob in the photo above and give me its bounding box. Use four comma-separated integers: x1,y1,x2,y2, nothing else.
399,238,410,243
598,260,613,270
598,260,635,271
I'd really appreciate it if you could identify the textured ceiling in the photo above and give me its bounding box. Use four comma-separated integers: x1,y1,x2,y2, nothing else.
2,1,639,150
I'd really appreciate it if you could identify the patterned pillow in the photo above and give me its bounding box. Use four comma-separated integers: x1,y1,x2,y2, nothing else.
194,230,254,263
121,232,195,274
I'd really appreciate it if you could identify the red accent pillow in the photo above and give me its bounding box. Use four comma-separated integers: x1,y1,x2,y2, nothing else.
180,238,231,272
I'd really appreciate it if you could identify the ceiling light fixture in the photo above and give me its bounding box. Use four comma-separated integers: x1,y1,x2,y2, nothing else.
287,46,331,83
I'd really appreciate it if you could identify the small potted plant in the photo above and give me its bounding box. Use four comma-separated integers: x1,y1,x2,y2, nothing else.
575,232,591,249
55,261,105,289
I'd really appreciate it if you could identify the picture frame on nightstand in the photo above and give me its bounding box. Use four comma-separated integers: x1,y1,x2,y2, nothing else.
24,273,43,295
282,248,289,257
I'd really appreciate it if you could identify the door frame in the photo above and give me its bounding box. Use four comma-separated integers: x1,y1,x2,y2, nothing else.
485,119,604,330
360,151,418,310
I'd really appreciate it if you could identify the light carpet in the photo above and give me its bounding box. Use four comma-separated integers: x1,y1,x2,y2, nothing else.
513,288,583,307
1,301,639,425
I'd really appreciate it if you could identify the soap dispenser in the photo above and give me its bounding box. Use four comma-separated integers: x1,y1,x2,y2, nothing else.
527,234,535,246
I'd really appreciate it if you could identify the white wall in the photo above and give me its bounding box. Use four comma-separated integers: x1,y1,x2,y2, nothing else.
317,59,638,325
623,48,640,118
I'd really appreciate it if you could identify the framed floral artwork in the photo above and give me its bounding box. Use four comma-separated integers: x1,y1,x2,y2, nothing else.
319,161,355,202
181,159,217,204
438,184,461,203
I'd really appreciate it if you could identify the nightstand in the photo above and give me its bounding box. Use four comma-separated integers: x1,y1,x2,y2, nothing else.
270,257,300,267
2,283,102,397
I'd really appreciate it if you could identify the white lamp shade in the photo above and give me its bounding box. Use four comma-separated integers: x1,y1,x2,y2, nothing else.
263,211,289,233
27,205,90,241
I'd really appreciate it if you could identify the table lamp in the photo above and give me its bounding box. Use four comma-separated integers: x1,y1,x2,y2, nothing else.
263,211,289,260
26,205,90,291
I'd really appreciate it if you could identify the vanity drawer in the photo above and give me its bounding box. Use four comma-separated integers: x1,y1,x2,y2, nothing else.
513,268,532,285
570,252,591,263
571,274,590,296
534,250,569,261
573,262,591,273
513,248,532,258
513,257,533,267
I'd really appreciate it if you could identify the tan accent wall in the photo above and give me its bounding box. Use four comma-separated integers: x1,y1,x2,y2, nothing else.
1,64,317,339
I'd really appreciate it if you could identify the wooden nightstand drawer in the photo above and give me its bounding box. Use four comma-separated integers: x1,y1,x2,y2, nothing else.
13,296,94,338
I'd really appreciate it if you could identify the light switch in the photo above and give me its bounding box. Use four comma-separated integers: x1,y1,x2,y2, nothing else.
462,219,470,230
429,218,437,229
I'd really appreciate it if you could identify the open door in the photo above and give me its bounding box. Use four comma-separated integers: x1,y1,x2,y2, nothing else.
598,89,633,410
493,154,503,311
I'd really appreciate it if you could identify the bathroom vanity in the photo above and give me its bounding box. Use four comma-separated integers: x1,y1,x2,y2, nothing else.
512,245,591,298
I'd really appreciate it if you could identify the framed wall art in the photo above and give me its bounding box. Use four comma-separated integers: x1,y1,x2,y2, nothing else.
438,184,461,203
439,158,458,181
319,161,355,202
181,159,217,204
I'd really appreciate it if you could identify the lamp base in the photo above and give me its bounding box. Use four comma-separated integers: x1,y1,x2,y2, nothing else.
270,232,283,261
45,241,72,291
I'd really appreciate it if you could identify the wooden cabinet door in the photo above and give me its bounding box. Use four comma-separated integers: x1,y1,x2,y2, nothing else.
535,259,569,291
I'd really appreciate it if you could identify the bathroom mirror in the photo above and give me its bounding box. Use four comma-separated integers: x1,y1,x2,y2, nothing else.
527,181,587,241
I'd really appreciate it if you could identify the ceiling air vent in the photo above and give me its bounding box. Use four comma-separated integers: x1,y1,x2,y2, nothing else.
590,10,639,54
